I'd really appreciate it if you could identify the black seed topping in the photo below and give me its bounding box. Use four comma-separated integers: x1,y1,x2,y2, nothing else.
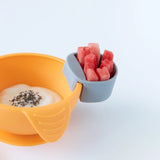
9,90,42,107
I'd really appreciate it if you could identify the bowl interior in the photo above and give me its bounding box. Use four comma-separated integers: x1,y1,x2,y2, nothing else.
0,53,72,99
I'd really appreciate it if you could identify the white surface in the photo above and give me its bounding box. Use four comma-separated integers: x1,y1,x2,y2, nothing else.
0,0,160,160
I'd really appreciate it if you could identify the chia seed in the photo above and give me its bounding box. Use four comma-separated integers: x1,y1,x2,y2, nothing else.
9,90,42,107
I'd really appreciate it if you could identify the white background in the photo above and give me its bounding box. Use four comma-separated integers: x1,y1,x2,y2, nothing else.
0,0,160,160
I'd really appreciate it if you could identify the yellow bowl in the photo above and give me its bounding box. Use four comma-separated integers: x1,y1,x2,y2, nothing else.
0,53,82,146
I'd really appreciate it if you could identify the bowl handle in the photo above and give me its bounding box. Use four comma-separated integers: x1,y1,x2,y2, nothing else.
22,102,71,142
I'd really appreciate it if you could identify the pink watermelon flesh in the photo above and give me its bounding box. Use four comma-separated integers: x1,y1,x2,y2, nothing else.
77,47,90,67
110,61,114,75
96,67,110,81
100,59,111,70
84,53,97,74
100,59,113,74
102,50,113,61
86,68,99,81
76,44,114,81
108,61,113,74
88,43,100,65
84,63,96,74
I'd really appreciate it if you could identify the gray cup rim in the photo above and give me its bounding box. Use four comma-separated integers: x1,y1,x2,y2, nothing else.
68,53,118,84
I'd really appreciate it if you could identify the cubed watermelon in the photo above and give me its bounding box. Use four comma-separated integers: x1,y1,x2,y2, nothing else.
88,43,100,65
102,50,113,61
96,67,110,81
85,68,99,81
77,47,90,67
84,53,97,74
100,59,113,74
84,62,96,74
110,61,114,75
76,43,114,81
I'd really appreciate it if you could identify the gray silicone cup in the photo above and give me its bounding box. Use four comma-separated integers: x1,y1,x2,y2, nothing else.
63,53,118,103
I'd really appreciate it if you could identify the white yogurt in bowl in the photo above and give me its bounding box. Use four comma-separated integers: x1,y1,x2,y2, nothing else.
0,84,61,107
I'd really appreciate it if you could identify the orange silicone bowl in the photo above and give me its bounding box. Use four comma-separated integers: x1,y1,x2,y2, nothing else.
0,53,82,146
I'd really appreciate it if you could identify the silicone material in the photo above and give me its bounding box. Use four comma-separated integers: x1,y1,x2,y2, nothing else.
0,53,82,146
63,53,118,102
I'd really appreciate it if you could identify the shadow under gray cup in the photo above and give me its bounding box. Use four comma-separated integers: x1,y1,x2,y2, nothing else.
63,53,118,103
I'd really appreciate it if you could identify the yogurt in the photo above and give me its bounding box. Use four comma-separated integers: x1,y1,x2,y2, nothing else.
0,84,61,107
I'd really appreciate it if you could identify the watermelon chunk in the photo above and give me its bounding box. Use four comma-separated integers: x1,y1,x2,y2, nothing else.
100,59,113,74
84,53,97,74
88,43,100,65
102,50,113,61
76,43,114,81
84,63,96,74
77,47,90,67
85,68,99,81
96,67,110,81
109,61,114,75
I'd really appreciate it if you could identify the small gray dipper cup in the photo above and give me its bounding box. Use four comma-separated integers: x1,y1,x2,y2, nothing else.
63,53,118,102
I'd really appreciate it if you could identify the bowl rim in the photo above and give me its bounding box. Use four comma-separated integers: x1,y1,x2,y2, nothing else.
0,52,82,111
